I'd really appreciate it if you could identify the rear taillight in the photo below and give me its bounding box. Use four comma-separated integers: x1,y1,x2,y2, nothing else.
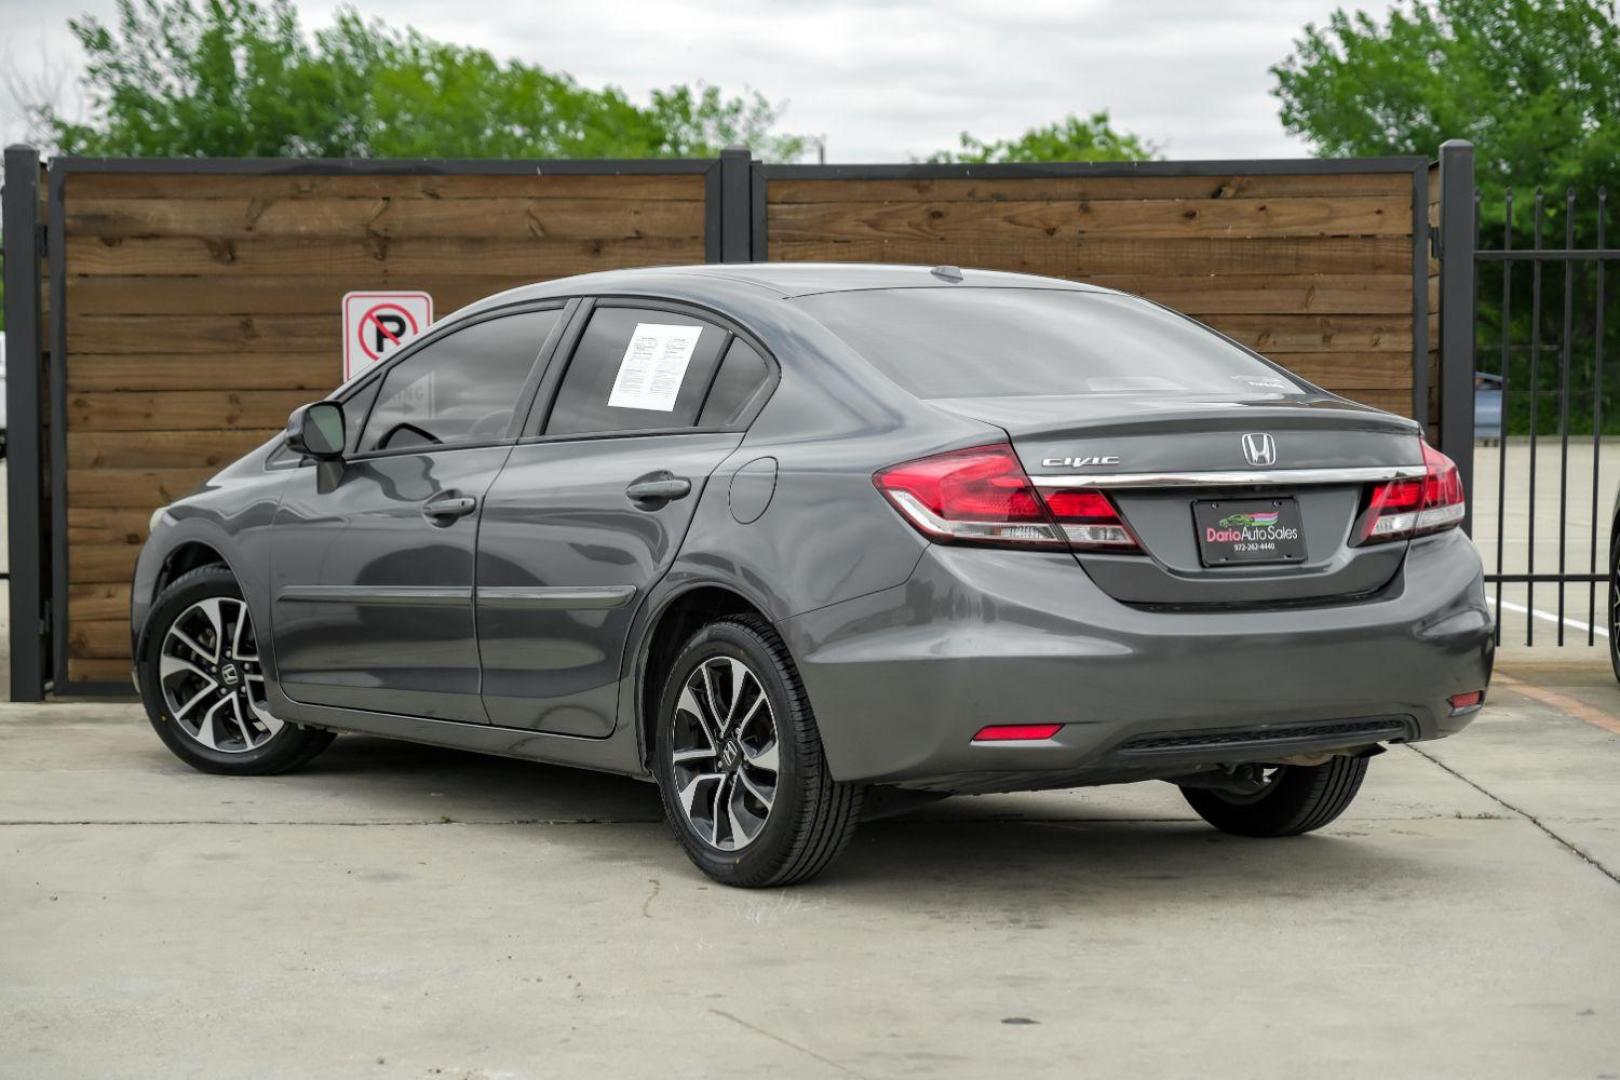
1040,489,1139,551
874,444,1063,547
873,443,1139,552
1357,439,1465,544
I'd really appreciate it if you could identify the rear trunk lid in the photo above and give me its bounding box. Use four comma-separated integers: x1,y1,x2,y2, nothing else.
929,392,1425,607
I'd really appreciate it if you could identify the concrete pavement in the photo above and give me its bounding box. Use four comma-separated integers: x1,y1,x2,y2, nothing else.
4,662,1619,1079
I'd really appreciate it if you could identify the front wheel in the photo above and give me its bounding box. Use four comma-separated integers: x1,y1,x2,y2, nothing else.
653,615,864,887
1179,756,1368,837
137,564,335,775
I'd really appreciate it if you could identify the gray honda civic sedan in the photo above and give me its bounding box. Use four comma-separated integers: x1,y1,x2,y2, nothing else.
131,263,1494,886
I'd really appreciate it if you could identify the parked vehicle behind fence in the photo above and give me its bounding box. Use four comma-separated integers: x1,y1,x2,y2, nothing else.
130,264,1494,886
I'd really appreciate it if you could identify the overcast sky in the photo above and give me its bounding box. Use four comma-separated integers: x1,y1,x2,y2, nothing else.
0,0,1372,161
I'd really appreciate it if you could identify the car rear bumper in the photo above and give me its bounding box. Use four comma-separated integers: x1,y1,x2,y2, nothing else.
782,529,1493,790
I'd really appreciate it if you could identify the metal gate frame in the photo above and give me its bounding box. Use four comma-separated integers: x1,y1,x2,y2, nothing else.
5,144,1448,699
1458,145,1618,645
3,145,47,701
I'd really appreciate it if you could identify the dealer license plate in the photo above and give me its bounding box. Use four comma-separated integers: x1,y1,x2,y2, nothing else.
1193,498,1306,566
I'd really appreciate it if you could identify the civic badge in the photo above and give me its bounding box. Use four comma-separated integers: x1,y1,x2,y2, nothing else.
1241,432,1277,467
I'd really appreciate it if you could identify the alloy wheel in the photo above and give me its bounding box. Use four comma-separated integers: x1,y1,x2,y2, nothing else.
669,656,780,851
158,597,282,753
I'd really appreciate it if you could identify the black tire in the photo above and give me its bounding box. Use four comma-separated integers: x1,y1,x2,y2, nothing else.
137,564,335,776
1179,756,1368,838
653,615,864,887
1609,526,1620,685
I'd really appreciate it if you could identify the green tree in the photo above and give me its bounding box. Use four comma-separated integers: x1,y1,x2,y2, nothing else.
1273,0,1620,434
37,0,806,161
1273,0,1620,216
929,111,1157,163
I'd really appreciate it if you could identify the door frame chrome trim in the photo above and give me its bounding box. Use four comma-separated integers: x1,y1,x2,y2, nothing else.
275,585,471,606
475,585,637,610
1028,465,1428,489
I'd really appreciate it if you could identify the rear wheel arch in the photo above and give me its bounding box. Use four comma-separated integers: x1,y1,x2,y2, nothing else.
636,583,778,769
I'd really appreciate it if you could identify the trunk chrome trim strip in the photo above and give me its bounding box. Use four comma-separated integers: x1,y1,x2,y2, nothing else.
475,586,637,610
276,586,470,606
1029,466,1427,489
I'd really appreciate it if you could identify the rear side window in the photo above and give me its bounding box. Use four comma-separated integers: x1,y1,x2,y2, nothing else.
360,309,559,452
544,307,731,436
794,288,1307,399
697,339,771,427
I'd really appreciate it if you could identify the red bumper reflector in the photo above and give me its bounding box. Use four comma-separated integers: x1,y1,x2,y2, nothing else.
972,723,1063,742
1448,691,1484,711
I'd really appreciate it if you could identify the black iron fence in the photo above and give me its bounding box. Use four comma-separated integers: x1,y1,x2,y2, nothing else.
1473,182,1617,645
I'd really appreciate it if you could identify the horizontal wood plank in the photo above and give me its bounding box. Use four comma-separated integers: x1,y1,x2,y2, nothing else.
68,657,135,683
70,584,134,623
766,172,1415,204
68,618,134,659
66,276,531,317
65,235,704,277
1077,274,1414,315
69,541,149,584
1324,388,1415,415
1197,314,1413,353
68,467,220,512
768,196,1412,243
70,353,341,392
69,314,339,354
69,390,313,431
67,196,706,242
768,236,1416,276
68,428,278,468
1266,352,1415,389
68,508,153,545
67,172,707,201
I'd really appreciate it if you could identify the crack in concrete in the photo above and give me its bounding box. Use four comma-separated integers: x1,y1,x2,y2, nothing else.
709,1007,869,1079
1404,744,1620,888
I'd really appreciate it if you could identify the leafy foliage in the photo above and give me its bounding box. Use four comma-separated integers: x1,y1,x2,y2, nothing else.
37,0,806,160
1274,0,1620,435
1273,0,1620,218
928,112,1157,164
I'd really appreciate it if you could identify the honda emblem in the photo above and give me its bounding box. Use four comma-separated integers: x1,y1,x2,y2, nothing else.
1241,432,1277,467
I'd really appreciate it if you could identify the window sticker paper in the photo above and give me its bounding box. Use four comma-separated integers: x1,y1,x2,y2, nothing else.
607,323,703,412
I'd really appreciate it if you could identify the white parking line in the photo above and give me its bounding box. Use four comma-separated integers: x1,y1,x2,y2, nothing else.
1488,596,1609,638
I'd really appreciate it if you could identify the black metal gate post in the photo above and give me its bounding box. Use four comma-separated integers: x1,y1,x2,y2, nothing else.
718,146,754,263
3,145,48,700
1436,139,1477,534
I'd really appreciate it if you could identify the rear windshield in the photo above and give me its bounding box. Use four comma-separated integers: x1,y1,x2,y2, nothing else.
794,287,1307,399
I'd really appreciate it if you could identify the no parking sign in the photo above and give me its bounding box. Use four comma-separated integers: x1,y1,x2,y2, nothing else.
342,291,433,379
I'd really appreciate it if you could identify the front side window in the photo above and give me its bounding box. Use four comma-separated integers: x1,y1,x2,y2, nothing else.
544,307,732,436
359,309,560,452
794,288,1308,400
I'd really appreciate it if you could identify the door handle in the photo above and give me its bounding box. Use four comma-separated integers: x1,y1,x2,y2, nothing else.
625,473,692,507
422,493,477,523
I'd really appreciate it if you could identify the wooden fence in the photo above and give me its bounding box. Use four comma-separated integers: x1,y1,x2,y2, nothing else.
4,151,1445,694
49,160,717,686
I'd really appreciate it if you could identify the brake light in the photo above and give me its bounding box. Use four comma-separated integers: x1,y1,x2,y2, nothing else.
873,443,1139,551
1040,489,1139,551
873,444,1063,547
1357,439,1465,544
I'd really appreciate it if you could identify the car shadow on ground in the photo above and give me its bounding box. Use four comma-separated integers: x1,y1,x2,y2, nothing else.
278,734,1435,903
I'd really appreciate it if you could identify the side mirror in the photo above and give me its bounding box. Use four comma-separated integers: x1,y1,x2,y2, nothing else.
286,401,345,460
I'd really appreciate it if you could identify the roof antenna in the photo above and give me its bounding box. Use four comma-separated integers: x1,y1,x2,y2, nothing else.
930,265,964,283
